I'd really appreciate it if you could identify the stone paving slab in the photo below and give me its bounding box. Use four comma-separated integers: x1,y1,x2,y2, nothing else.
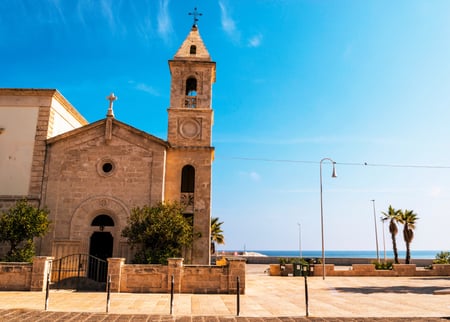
0,265,450,321
0,310,447,321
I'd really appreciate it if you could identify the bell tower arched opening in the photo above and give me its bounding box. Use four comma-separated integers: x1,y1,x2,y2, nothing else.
185,77,197,108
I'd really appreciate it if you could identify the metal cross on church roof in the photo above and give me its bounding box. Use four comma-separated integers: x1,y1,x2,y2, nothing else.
188,7,202,27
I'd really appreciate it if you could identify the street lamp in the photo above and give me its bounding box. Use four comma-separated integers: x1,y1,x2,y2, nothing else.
297,223,302,259
371,199,380,262
319,158,337,280
381,214,387,262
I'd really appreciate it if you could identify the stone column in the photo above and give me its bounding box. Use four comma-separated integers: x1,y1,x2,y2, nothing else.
167,258,184,293
107,258,125,293
30,256,53,292
227,257,246,294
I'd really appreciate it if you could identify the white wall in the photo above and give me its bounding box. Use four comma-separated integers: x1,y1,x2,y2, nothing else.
0,107,39,195
49,97,86,138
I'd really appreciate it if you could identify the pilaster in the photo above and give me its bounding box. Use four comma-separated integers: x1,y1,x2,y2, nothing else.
30,256,53,291
167,258,184,293
107,258,125,292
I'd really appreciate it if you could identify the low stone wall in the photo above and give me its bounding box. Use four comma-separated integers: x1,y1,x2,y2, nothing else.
243,256,434,267
0,262,32,291
309,263,450,277
0,256,53,291
108,257,246,294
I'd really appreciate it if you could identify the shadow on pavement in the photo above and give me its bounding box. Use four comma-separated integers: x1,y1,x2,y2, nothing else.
334,285,449,294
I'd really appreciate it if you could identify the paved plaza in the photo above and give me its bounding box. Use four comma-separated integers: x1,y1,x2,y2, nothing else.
0,265,450,321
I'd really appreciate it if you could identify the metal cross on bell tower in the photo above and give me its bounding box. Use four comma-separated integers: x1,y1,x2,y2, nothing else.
188,7,202,27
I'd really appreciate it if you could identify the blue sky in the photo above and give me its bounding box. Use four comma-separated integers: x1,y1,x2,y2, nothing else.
2,0,450,254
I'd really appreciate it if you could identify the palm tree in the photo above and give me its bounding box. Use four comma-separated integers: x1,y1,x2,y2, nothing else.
211,217,225,254
398,209,418,264
381,205,401,264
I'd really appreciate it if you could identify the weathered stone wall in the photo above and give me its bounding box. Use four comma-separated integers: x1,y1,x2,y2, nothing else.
41,120,167,261
119,264,168,293
0,262,32,291
108,257,246,294
165,148,213,265
308,263,450,277
0,256,52,291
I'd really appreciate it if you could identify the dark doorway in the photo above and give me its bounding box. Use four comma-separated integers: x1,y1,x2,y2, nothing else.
89,232,113,260
88,232,112,282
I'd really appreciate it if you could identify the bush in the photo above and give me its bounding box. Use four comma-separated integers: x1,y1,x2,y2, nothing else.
122,201,194,264
0,199,50,262
373,261,393,270
433,251,450,264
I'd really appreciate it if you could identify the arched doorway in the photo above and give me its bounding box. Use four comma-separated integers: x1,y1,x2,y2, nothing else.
89,214,114,260
89,232,113,260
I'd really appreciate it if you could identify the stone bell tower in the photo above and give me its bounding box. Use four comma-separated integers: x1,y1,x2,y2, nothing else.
164,16,216,265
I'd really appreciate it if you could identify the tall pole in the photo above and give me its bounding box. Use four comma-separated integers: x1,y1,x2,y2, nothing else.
371,199,380,262
382,215,387,262
298,223,302,259
320,158,337,280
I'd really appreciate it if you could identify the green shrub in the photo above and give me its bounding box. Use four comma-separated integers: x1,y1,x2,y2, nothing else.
433,251,450,264
373,261,393,270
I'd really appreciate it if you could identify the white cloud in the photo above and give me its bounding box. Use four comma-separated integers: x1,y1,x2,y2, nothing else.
129,81,160,96
248,33,263,48
239,171,261,182
100,0,115,30
219,1,240,43
157,0,173,44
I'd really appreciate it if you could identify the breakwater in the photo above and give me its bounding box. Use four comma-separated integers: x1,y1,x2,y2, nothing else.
213,255,434,267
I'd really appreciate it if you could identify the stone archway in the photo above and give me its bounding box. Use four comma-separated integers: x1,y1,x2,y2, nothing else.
69,196,129,257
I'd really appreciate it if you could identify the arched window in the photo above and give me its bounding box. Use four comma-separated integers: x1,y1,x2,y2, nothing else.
190,45,197,55
185,77,197,108
91,214,114,231
181,165,195,192
185,77,197,96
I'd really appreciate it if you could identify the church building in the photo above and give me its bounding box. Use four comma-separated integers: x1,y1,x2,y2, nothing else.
0,23,216,265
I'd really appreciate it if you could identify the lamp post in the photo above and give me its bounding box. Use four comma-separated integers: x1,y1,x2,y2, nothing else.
320,158,337,280
371,200,380,262
298,223,302,259
382,214,387,262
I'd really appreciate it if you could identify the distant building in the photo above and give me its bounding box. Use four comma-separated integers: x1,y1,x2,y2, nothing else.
0,24,216,265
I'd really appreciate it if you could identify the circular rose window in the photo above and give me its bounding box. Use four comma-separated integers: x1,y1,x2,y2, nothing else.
97,158,116,177
179,118,200,139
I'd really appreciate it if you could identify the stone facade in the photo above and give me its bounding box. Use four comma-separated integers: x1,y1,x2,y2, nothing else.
0,25,215,265
40,119,168,260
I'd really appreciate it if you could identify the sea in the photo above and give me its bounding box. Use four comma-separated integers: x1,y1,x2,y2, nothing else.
225,250,444,260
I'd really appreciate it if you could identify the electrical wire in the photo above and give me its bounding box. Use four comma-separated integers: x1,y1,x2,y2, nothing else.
216,156,450,169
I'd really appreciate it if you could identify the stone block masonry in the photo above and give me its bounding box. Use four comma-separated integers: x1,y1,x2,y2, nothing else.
108,257,246,294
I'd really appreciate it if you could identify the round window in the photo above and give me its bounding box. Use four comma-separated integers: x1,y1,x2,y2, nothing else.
97,158,116,177
102,162,113,173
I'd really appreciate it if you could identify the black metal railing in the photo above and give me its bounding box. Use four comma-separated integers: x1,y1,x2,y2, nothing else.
51,254,108,290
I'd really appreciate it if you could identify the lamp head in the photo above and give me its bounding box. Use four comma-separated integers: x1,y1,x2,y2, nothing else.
331,162,337,178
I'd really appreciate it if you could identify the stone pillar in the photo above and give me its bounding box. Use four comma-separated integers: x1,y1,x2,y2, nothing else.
393,264,416,276
227,257,246,294
167,258,184,293
107,258,125,293
30,256,53,292
312,263,335,277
